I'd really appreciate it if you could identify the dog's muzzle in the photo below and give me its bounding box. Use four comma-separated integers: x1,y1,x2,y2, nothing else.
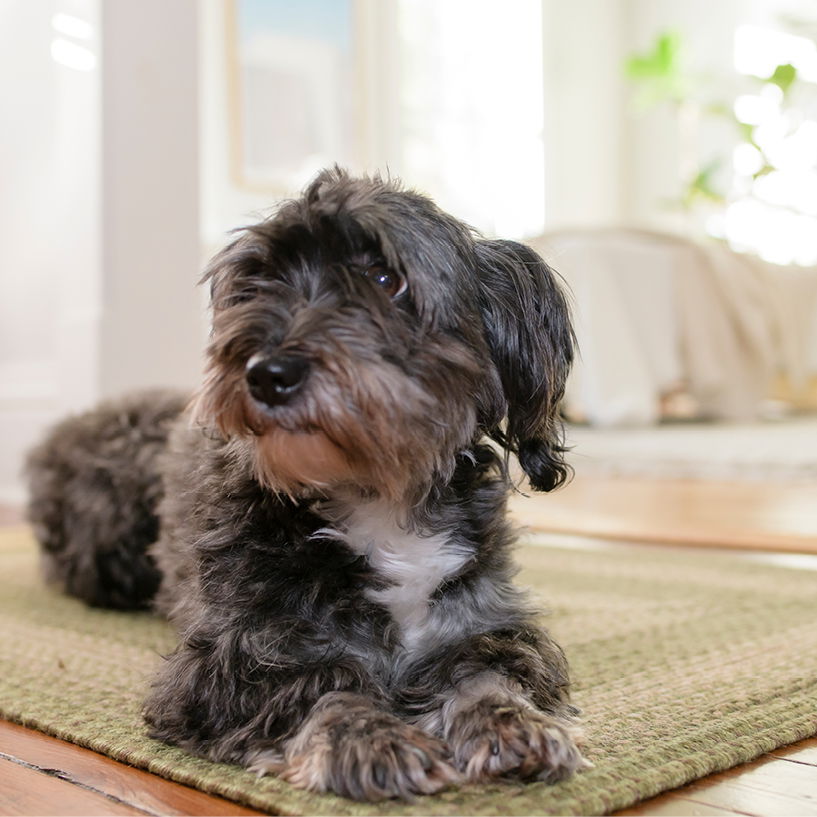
246,353,311,408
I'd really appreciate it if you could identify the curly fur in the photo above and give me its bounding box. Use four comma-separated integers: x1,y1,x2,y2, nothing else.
26,168,585,801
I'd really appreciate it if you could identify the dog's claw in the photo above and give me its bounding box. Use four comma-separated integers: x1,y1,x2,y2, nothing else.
373,760,389,789
409,745,432,769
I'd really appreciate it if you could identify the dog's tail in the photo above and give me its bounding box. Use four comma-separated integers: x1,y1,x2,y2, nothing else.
25,390,188,610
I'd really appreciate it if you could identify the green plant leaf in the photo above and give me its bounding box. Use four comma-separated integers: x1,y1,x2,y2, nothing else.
624,31,693,107
735,121,763,150
704,102,732,118
683,158,725,206
768,63,797,94
752,163,776,180
624,31,680,79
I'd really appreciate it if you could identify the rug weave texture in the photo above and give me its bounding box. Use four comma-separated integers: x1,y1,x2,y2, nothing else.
1,527,816,815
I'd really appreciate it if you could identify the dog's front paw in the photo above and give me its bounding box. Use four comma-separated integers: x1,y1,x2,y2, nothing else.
449,699,588,784
248,693,460,801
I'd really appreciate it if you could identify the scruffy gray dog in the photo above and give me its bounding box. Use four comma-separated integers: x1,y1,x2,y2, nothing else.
26,168,586,801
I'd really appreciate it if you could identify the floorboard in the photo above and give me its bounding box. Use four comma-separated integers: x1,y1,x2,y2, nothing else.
0,722,263,816
619,741,817,816
0,756,149,816
509,477,817,553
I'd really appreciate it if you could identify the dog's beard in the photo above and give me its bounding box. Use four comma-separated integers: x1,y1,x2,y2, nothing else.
252,429,357,497
191,316,489,503
192,373,480,504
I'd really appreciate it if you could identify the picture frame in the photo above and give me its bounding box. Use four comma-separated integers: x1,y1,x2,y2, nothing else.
225,0,365,194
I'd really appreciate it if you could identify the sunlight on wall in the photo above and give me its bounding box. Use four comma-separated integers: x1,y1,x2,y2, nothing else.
715,24,817,265
50,13,96,71
396,0,544,238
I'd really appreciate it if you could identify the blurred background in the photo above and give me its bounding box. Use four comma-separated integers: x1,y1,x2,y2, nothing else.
2,0,817,503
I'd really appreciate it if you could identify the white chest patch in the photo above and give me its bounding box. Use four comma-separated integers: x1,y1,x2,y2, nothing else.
316,499,472,651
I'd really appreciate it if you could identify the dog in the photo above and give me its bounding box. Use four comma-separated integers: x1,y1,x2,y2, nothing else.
26,168,586,801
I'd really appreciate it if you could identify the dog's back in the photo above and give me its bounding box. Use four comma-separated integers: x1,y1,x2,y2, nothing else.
25,389,188,610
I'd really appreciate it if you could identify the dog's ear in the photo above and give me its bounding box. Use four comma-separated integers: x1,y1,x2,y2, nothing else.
474,239,575,492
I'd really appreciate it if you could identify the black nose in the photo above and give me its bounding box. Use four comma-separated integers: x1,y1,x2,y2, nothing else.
246,354,310,407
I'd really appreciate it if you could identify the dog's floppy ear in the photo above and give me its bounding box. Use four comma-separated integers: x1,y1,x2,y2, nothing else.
474,239,575,492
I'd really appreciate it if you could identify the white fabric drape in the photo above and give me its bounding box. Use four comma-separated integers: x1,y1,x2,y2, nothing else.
529,230,817,426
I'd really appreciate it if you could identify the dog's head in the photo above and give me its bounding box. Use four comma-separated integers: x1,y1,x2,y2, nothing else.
195,168,573,502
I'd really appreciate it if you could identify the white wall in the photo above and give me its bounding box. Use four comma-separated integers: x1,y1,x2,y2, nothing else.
99,0,202,398
0,0,73,503
0,0,201,503
541,0,629,230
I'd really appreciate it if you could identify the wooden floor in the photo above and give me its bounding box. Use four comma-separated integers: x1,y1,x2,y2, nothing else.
510,476,817,554
0,720,261,816
2,477,816,816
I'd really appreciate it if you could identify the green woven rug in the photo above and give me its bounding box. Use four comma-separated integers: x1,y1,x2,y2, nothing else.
2,527,816,815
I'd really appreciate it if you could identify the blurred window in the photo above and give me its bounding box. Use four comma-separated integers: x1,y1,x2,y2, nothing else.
232,0,355,191
718,24,817,265
396,0,545,238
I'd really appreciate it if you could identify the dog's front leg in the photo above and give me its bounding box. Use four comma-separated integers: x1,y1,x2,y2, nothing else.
403,630,589,784
145,636,457,802
250,690,459,801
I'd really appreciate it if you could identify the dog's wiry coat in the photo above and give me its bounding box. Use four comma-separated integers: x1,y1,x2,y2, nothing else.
26,168,587,801
313,495,473,653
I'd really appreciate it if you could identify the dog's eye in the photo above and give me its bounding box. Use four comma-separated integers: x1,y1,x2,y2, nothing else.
362,265,406,298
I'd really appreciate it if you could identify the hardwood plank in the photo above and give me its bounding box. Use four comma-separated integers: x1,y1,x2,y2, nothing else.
771,737,817,766
619,794,756,816
0,756,148,816
510,477,817,553
620,749,817,817
676,782,817,816
0,722,264,816
682,754,817,806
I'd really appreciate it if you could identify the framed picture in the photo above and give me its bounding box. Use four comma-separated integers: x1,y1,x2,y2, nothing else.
226,0,363,193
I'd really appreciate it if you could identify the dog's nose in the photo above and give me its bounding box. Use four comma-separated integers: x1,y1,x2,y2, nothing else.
246,354,310,407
